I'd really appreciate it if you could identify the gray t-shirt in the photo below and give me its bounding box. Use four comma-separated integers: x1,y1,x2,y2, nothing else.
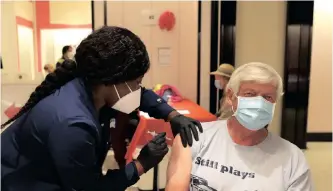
189,120,314,191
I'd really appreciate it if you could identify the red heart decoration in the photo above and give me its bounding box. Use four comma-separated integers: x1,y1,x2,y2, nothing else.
158,11,176,31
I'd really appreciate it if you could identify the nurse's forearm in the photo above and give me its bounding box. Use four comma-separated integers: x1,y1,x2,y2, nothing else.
139,88,176,120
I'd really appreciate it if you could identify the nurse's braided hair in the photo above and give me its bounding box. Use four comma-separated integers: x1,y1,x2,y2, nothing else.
1,26,150,128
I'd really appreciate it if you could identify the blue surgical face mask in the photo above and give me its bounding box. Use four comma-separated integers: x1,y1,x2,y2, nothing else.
214,80,223,89
233,96,275,131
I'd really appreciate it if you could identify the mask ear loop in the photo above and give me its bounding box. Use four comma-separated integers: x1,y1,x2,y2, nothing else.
113,85,121,99
125,82,133,92
231,93,239,116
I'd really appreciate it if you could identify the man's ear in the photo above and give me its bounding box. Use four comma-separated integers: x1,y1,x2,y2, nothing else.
225,89,234,106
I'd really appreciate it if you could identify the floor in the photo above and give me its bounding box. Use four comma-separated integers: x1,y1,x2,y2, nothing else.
103,142,332,191
304,142,332,191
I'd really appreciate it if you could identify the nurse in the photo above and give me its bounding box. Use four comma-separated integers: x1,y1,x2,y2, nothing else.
1,26,202,191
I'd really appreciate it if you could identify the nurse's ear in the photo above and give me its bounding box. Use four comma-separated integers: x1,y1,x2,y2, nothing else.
93,84,119,107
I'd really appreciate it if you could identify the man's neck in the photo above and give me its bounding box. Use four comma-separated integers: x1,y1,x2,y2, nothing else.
227,117,268,146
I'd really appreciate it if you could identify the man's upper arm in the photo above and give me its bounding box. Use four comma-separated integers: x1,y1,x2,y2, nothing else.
139,87,175,120
48,121,139,191
287,169,314,191
166,135,193,191
287,149,314,191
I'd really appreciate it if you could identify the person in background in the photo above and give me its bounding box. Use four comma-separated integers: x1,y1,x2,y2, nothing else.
43,63,55,74
166,62,314,191
56,45,74,68
1,26,202,191
210,63,235,119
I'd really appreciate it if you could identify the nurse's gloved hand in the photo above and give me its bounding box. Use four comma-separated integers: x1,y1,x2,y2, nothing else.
137,132,169,172
170,115,203,147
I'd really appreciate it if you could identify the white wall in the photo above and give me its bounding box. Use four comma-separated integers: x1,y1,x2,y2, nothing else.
1,1,38,84
17,26,35,80
199,1,212,110
14,1,34,21
40,28,91,74
1,2,19,75
49,1,91,25
2,1,92,84
104,1,198,102
307,0,333,133
92,1,104,30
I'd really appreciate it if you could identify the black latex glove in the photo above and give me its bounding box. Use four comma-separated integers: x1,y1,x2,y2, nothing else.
170,115,203,147
137,132,169,172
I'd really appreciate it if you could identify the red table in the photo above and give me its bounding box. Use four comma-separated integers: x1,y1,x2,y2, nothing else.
125,99,216,163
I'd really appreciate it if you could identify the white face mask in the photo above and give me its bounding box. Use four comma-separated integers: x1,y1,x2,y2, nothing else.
111,82,141,114
67,52,74,59
232,96,275,131
214,80,223,89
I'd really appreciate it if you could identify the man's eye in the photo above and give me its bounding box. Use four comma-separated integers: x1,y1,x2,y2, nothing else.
264,96,273,102
244,92,254,96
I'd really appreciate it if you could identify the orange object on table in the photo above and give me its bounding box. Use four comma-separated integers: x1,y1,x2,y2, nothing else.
125,99,216,164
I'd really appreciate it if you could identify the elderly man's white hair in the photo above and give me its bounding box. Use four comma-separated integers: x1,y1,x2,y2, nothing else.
226,62,284,97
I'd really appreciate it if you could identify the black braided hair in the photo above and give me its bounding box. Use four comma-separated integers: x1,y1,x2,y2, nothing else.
1,26,150,128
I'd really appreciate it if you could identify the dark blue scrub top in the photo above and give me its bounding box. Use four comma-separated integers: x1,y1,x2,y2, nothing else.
1,78,174,191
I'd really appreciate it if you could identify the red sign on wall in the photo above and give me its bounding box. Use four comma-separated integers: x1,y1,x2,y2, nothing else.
158,11,176,31
4,103,21,119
